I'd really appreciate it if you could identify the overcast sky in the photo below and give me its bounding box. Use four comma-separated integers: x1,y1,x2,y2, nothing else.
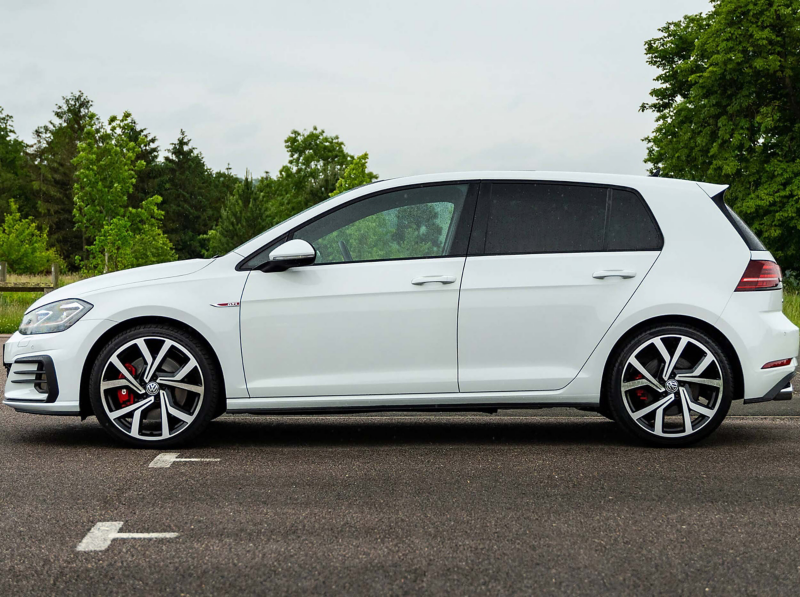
1,0,711,179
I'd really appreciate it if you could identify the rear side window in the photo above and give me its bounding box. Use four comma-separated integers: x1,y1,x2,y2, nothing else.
605,189,662,251
483,183,661,255
485,184,606,254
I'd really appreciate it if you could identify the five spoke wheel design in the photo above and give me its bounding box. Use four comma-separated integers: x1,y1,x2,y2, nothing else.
99,337,204,441
621,334,723,438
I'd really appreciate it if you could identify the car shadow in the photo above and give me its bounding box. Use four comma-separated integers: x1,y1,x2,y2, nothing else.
7,413,782,451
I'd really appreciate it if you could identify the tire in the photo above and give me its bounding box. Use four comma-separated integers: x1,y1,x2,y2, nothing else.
608,324,734,447
89,324,219,448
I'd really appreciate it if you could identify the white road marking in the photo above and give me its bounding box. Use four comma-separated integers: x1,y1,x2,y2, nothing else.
149,452,221,468
76,522,179,552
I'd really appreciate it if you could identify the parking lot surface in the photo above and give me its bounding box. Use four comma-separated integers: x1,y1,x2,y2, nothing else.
2,348,800,595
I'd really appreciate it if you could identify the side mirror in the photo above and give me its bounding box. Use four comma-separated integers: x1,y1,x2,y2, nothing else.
257,239,316,272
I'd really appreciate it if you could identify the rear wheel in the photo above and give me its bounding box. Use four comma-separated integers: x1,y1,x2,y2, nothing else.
608,325,733,447
89,325,219,448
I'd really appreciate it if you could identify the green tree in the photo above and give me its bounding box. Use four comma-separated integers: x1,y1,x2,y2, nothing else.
126,117,161,210
205,171,270,256
0,107,34,218
157,131,227,260
73,110,175,273
81,196,176,274
0,200,60,274
30,91,94,266
641,0,800,269
266,127,355,227
73,111,144,241
330,152,378,197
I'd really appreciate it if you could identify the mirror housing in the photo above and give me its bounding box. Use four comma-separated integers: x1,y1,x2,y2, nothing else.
257,239,316,272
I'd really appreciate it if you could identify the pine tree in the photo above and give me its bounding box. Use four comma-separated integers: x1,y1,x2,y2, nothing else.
206,171,270,256
157,131,215,260
0,107,33,218
30,91,93,266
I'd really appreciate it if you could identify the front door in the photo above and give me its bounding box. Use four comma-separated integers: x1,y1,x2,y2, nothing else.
240,183,477,398
458,182,662,392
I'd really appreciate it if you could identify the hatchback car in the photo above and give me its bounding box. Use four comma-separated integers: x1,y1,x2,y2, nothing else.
3,172,797,447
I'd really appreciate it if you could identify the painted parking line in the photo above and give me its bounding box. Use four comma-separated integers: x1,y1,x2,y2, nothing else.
76,522,179,552
149,452,221,468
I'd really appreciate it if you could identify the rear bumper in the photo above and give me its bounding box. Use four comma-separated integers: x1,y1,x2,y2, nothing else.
743,371,795,404
717,290,799,400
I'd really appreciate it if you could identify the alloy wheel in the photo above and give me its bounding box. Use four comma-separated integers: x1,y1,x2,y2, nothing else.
99,337,205,441
620,334,723,438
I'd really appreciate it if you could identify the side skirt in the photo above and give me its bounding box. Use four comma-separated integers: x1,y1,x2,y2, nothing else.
227,392,600,415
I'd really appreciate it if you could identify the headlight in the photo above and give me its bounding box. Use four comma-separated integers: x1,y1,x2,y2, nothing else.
19,299,93,335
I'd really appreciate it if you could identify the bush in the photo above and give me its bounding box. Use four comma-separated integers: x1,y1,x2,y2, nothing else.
0,200,61,274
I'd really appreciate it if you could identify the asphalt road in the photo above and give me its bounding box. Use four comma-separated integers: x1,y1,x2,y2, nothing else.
2,351,800,595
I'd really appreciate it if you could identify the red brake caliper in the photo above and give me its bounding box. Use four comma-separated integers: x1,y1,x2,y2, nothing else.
117,363,137,407
633,373,648,401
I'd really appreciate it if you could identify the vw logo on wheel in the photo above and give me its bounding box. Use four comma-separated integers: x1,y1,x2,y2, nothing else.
665,379,679,394
145,381,161,396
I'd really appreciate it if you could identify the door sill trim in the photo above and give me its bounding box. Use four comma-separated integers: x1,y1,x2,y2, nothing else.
227,392,599,412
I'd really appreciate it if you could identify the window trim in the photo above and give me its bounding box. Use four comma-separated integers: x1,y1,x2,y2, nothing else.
236,181,480,271
467,180,664,257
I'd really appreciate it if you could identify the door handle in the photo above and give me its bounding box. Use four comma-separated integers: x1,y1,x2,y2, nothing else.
411,275,457,285
593,270,637,279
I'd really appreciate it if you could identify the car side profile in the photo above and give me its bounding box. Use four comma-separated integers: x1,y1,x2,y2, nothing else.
3,172,797,447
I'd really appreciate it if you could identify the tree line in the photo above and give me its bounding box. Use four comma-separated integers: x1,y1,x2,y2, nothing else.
0,91,377,274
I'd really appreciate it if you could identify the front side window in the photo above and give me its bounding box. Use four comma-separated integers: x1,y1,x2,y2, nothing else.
483,183,661,255
293,184,469,264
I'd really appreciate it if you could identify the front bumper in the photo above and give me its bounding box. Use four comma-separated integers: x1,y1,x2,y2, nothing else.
2,319,116,416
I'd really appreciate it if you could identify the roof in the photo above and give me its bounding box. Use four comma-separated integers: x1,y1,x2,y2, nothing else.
364,171,729,196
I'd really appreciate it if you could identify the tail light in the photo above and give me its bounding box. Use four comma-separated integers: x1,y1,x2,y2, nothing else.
735,260,781,291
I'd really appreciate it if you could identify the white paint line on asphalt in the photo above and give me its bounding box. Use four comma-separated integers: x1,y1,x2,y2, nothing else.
149,452,221,468
76,522,179,552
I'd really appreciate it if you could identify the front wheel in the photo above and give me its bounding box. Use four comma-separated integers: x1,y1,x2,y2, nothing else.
89,325,219,448
608,325,734,447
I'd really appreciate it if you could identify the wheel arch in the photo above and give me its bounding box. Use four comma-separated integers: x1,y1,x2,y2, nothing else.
79,316,227,419
599,314,744,411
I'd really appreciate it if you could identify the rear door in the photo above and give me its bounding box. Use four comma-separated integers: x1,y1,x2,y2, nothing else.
457,182,662,392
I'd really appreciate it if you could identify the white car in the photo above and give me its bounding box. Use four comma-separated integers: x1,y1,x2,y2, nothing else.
3,172,797,447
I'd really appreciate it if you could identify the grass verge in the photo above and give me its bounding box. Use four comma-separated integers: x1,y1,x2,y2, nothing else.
0,273,84,334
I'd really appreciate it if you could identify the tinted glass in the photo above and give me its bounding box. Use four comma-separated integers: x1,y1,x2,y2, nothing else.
293,185,468,264
485,184,607,254
605,189,662,251
726,205,766,251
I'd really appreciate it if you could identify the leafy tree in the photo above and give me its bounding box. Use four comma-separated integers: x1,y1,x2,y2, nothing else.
81,196,175,274
0,200,60,274
30,91,94,265
205,172,271,256
0,108,34,218
266,127,355,227
330,152,378,197
73,111,144,241
641,0,800,270
73,111,175,273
